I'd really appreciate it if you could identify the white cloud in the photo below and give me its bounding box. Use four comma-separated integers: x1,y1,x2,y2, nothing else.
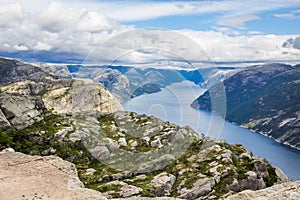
273,13,296,19
14,44,29,51
0,1,133,54
247,31,263,35
33,42,52,51
0,2,24,27
76,12,122,33
35,1,71,33
292,9,300,13
217,15,260,29
75,0,300,23
180,30,300,63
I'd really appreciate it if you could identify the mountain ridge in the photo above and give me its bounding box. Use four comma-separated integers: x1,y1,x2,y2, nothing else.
191,63,300,150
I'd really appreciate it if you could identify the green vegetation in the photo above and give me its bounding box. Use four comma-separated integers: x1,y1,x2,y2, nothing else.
0,111,280,199
0,115,65,152
264,166,278,187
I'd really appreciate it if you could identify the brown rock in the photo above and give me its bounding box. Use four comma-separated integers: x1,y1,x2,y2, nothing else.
0,151,107,200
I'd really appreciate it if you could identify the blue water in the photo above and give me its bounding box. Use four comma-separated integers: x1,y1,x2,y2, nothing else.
123,81,300,180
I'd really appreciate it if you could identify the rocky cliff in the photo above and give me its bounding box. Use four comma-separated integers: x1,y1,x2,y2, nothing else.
0,57,123,120
0,150,107,200
42,79,123,114
0,108,285,199
191,63,300,149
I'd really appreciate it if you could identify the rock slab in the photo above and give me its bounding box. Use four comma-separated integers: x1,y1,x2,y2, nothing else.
0,151,107,200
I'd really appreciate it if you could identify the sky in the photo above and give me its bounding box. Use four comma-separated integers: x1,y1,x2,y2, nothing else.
0,0,300,65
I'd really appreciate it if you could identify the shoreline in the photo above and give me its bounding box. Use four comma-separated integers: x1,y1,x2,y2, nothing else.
240,124,300,152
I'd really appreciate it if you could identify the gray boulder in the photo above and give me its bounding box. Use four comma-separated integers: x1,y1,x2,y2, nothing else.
0,93,45,129
151,172,176,196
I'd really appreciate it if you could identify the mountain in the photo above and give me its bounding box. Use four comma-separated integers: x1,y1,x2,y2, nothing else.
0,57,122,130
0,57,287,199
191,63,300,149
43,64,237,102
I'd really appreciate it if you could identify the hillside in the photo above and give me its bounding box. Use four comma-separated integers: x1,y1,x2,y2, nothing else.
191,63,300,149
0,110,284,199
0,57,288,199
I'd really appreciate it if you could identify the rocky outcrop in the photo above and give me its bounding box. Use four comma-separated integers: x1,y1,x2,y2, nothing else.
0,109,287,199
192,63,300,149
72,111,284,199
150,172,176,196
226,181,300,200
42,79,123,114
68,66,131,102
0,150,107,200
0,93,45,129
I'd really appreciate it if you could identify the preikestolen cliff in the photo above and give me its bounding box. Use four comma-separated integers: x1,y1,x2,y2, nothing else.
0,1,300,200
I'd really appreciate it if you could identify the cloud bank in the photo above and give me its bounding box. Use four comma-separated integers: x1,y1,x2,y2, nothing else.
0,1,299,65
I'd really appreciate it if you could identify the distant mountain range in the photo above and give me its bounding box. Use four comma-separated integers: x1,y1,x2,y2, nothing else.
42,63,236,102
192,63,300,150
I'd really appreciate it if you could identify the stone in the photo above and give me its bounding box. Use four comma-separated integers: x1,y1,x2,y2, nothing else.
150,172,176,196
118,137,128,146
85,168,97,176
178,168,192,175
120,185,143,197
228,178,240,192
0,151,107,200
257,178,266,189
42,79,123,114
129,140,138,148
90,146,111,160
112,173,124,180
151,138,162,148
178,178,212,199
240,152,252,160
54,127,74,141
226,181,300,200
1,147,15,152
0,93,45,129
138,154,175,173
275,166,290,183
135,174,147,180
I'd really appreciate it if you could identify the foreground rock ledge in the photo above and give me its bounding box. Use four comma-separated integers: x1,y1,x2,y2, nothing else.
0,151,107,200
226,180,300,200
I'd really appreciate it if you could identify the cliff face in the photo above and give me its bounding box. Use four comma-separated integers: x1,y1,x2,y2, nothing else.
0,58,57,85
42,79,123,114
192,64,300,149
0,57,123,120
